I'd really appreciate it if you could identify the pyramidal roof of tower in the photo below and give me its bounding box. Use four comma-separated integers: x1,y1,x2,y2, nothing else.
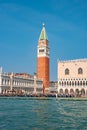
39,24,48,40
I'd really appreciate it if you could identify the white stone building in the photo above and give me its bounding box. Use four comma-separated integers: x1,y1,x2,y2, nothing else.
58,59,87,96
0,68,43,95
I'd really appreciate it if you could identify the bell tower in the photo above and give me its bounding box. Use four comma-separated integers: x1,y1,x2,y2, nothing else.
37,24,50,94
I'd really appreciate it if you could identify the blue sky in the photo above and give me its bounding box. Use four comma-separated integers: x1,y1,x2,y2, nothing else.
0,0,87,80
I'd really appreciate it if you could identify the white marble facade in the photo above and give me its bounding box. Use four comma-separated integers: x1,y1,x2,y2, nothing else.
0,69,43,95
58,59,87,96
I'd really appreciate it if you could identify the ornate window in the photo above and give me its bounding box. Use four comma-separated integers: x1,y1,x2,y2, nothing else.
78,68,83,74
65,68,69,75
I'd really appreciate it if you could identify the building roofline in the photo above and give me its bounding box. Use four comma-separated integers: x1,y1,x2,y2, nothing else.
57,58,87,63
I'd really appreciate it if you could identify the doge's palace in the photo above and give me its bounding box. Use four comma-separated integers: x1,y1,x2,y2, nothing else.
58,59,87,96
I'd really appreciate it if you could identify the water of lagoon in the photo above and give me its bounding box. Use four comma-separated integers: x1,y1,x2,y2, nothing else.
0,97,87,130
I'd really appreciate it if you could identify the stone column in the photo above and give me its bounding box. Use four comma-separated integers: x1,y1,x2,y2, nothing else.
34,73,37,94
0,67,2,93
10,72,13,91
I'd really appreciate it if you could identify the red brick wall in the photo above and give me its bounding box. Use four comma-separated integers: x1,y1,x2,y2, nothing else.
37,57,50,93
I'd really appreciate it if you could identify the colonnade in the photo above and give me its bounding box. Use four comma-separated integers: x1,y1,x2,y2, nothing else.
0,73,43,94
58,78,87,96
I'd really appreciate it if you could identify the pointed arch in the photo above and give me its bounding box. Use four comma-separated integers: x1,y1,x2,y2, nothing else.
67,81,69,86
75,89,79,96
65,89,68,94
81,89,85,96
62,81,63,86
72,81,74,86
75,81,77,86
86,81,87,86
80,81,82,86
64,81,66,85
60,89,63,94
83,81,85,86
70,81,71,86
59,81,61,86
70,89,74,95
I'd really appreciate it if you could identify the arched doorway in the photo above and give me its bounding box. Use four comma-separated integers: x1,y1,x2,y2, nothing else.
70,89,74,95
75,89,80,97
65,89,68,95
81,89,85,96
59,89,63,94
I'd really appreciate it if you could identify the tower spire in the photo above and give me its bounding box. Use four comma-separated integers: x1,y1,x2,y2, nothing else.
39,23,48,40
42,23,45,26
